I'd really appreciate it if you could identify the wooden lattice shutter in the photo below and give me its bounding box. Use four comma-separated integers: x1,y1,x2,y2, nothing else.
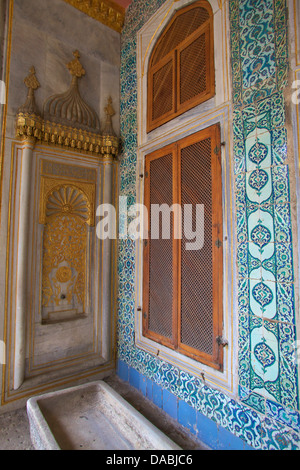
177,126,223,368
148,52,176,127
143,145,177,349
177,26,212,111
150,4,210,66
147,1,215,133
143,124,223,370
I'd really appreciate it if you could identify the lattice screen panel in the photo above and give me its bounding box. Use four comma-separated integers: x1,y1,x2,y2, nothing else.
152,60,174,122
179,33,207,105
180,138,213,355
148,153,174,339
143,124,222,369
147,2,214,132
151,6,210,65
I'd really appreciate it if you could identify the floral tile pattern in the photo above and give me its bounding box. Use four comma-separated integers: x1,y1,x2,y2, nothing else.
117,0,300,450
230,0,298,412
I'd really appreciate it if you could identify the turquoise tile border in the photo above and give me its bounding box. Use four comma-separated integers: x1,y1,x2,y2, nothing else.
117,360,252,450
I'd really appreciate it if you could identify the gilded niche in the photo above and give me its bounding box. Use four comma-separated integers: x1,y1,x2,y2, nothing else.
40,180,95,323
16,51,119,158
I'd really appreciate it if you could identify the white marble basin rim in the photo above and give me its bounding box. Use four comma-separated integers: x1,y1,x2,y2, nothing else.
26,380,182,450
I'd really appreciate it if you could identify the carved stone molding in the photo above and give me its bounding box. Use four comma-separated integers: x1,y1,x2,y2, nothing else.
62,0,125,33
16,53,119,159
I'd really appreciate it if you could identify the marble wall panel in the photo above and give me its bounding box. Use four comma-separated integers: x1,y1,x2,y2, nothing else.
6,0,120,138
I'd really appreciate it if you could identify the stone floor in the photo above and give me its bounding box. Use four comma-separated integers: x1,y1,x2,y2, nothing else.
0,406,34,450
0,374,209,450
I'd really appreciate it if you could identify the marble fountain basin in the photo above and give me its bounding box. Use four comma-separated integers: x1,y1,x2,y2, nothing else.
27,380,181,450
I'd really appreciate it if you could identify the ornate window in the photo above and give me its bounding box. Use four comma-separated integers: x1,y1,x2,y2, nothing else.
142,124,224,370
147,0,215,132
137,0,234,390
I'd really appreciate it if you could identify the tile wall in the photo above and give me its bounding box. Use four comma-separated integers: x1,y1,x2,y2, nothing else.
117,0,300,449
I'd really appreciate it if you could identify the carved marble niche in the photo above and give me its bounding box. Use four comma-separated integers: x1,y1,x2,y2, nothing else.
6,51,119,397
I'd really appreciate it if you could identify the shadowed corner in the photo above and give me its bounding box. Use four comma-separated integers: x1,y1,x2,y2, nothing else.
0,80,6,105
0,340,5,365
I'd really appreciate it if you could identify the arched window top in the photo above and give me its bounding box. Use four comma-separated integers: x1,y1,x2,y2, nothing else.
150,1,212,66
147,0,215,133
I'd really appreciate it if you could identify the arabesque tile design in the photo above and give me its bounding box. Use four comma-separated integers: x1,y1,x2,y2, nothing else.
230,0,298,412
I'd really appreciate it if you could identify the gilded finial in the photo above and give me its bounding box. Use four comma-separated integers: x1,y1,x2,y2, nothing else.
103,96,116,136
67,50,86,78
24,66,40,91
18,66,41,115
105,96,115,119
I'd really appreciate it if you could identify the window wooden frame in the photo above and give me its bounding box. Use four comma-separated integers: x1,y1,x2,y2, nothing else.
147,0,215,133
142,124,223,371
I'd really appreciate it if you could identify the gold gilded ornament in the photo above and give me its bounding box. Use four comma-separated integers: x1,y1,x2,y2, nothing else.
56,266,72,283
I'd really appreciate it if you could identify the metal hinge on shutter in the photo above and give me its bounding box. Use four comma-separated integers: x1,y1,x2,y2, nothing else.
214,142,225,155
215,238,222,248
